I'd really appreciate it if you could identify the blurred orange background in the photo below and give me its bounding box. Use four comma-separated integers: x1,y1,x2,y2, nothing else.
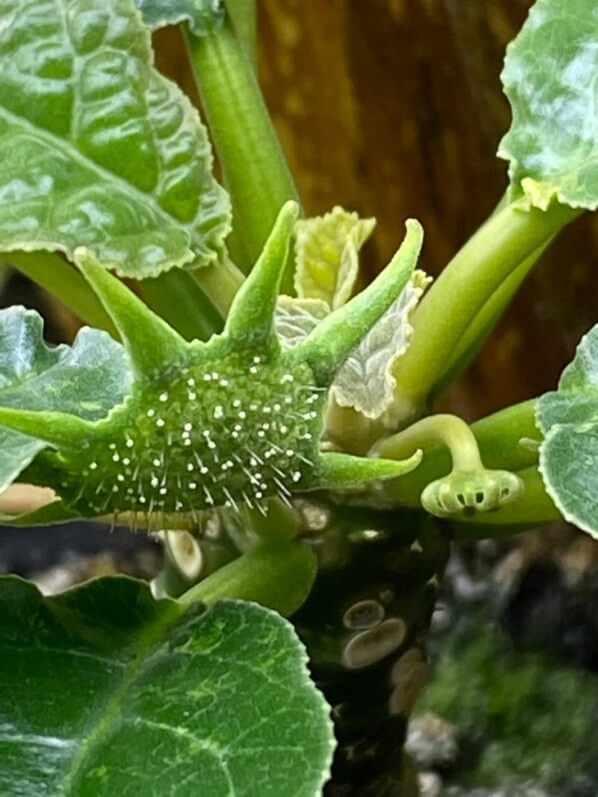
154,0,598,421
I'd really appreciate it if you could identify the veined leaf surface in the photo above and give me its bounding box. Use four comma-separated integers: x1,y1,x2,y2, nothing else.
0,306,130,495
499,0,598,210
294,207,375,309
0,576,335,796
0,0,230,277
537,324,598,537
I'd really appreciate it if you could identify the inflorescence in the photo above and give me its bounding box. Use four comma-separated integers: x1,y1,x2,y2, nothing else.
0,202,425,524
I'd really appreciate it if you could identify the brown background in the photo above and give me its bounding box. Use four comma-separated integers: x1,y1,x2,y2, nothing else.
156,0,598,421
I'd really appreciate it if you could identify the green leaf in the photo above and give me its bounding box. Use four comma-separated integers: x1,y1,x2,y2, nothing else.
295,206,375,309
499,0,598,210
537,324,598,537
135,0,224,34
0,0,230,278
0,307,130,494
0,576,335,795
332,271,430,420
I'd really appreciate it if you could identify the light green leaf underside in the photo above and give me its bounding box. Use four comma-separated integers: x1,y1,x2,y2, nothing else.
333,271,430,419
274,295,330,348
0,0,230,278
537,324,598,538
135,0,224,35
0,577,335,796
0,306,130,495
294,206,375,309
498,0,598,210
277,273,430,420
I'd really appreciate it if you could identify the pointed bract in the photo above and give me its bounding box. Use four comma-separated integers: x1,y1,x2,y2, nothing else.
0,407,95,449
318,450,422,490
224,202,299,348
76,249,188,380
296,220,424,385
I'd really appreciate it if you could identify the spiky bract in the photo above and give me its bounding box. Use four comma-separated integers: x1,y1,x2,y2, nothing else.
5,202,424,522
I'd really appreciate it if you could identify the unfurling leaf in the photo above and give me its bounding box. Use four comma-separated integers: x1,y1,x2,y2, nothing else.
333,271,431,419
537,324,598,538
0,307,130,498
0,576,335,796
0,0,230,278
294,206,375,309
499,0,598,210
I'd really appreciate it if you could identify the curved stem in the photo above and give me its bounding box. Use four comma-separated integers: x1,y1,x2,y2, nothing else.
186,15,300,286
374,414,484,472
179,541,317,616
392,201,579,416
377,401,554,529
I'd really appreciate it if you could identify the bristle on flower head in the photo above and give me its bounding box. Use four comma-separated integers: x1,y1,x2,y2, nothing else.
1,207,424,522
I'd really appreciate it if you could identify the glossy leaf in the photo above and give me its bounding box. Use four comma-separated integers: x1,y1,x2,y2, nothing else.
537,324,598,537
0,576,334,795
0,307,130,496
135,0,224,34
0,0,230,278
294,206,375,309
499,0,598,210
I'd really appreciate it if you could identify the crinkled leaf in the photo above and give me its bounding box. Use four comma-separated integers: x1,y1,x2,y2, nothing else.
0,0,231,278
135,0,224,34
332,272,430,419
0,307,130,496
0,576,335,795
274,295,330,348
537,324,598,538
295,206,375,309
499,0,598,210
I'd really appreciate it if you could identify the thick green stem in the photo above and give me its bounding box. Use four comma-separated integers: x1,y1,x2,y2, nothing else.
140,269,223,341
7,251,116,336
392,201,579,416
186,16,299,286
179,541,317,616
433,242,549,395
472,399,540,471
193,254,244,316
225,0,257,63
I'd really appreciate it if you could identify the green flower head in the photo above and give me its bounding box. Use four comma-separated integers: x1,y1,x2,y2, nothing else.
0,202,424,523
